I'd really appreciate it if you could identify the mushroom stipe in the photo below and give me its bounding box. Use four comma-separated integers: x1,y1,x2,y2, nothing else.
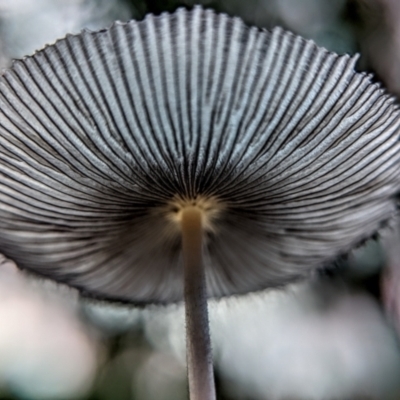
1,6,400,399
181,206,216,400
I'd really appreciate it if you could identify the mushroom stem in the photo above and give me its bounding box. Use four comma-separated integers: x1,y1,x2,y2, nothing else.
181,206,216,400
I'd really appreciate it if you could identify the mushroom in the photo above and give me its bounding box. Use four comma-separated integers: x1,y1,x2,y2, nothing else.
0,6,400,400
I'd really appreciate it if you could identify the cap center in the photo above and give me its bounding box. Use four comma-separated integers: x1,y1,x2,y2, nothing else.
164,195,224,233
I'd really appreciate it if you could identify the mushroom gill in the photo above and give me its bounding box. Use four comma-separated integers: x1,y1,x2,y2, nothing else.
0,7,399,304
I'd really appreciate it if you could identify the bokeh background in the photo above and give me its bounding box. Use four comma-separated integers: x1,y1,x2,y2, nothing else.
1,0,400,399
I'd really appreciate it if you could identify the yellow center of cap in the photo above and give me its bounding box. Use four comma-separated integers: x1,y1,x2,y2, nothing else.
163,195,224,233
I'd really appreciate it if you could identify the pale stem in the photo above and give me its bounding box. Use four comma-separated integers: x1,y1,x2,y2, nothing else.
181,206,216,400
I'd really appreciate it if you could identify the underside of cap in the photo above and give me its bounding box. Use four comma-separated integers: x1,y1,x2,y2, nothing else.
0,7,399,304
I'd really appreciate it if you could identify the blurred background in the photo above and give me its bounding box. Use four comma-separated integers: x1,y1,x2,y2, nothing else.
1,0,400,399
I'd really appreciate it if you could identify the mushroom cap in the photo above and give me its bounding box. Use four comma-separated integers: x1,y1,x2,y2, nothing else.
0,7,400,304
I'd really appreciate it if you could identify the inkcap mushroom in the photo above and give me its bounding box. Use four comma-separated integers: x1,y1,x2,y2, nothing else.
1,6,400,400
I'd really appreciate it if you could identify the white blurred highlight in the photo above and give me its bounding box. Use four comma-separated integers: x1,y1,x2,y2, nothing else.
144,282,400,400
0,0,132,67
214,285,400,400
0,258,98,399
83,301,142,335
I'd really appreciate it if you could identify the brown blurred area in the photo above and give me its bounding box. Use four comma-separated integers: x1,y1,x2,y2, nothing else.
350,0,400,95
1,1,400,399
